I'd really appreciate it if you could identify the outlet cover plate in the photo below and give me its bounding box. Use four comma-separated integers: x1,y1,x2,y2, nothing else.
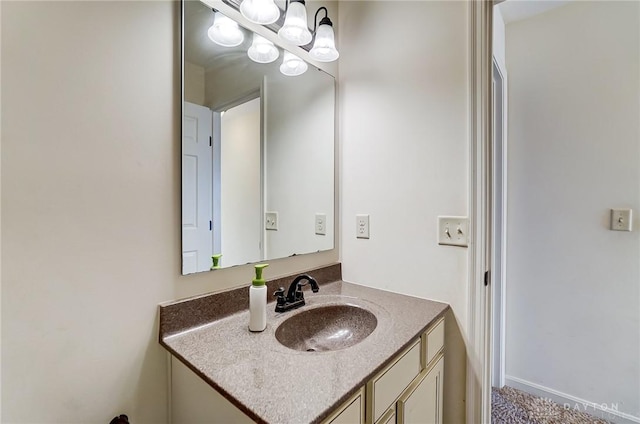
315,213,326,235
265,211,278,231
356,214,370,239
438,216,469,247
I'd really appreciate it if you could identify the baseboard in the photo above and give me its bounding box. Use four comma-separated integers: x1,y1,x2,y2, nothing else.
505,375,640,424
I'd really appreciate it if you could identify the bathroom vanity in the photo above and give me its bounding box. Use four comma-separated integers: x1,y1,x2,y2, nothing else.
159,265,449,423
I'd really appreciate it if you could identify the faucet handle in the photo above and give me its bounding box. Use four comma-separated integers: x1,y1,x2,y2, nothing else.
273,287,286,306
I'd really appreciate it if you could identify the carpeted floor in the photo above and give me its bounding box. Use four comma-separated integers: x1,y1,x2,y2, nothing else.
492,386,611,424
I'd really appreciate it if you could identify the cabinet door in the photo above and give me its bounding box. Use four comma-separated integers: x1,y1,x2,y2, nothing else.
397,356,444,424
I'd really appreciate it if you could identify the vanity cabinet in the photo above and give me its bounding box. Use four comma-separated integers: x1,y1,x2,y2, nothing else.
170,317,445,424
324,317,445,424
366,317,445,424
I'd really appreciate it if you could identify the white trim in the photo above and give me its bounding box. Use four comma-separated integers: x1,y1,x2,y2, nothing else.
498,58,508,391
506,376,640,424
468,1,493,423
490,59,508,389
212,111,222,257
260,80,266,261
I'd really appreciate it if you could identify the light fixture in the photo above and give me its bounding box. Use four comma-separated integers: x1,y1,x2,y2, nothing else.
240,0,280,25
280,51,308,76
208,10,244,47
278,0,312,46
248,33,279,63
309,7,339,62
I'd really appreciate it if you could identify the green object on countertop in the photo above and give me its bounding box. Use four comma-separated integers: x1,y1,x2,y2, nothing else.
210,254,222,270
252,263,269,286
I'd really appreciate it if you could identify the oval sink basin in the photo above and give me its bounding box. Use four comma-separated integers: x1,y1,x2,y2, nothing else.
275,304,377,352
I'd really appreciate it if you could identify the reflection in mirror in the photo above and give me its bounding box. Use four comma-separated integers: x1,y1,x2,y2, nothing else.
182,1,335,274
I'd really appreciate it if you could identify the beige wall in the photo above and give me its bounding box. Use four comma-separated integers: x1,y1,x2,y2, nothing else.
2,0,473,422
338,2,469,423
1,1,337,422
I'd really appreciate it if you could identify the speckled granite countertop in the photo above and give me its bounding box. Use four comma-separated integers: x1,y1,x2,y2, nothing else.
159,267,449,424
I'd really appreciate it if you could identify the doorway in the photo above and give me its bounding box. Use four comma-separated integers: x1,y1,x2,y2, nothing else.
489,2,640,423
182,101,213,274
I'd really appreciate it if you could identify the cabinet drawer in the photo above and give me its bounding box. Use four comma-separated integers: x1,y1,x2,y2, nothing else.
369,339,422,422
426,318,444,365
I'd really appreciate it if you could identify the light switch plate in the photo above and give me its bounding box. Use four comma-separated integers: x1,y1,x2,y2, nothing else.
611,208,633,231
315,213,326,235
438,216,469,247
265,211,278,231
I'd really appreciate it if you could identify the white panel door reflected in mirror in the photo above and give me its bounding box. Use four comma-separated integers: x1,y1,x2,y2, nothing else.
181,1,335,274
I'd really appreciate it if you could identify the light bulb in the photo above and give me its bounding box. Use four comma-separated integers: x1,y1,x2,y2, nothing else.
278,0,312,46
310,22,339,62
208,11,244,47
248,33,279,64
280,51,307,76
240,0,280,25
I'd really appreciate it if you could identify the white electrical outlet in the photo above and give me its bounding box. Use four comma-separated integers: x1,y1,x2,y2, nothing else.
611,208,633,231
438,216,469,247
315,213,326,235
265,211,278,231
356,214,370,239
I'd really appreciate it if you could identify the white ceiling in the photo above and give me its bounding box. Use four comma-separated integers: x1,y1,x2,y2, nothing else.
497,0,572,24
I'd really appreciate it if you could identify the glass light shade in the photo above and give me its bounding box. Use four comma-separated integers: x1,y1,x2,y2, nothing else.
208,12,244,47
280,51,308,76
309,24,339,62
247,34,279,63
240,0,280,25
277,1,312,46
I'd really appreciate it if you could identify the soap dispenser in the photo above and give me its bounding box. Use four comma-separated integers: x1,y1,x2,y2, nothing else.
249,263,269,332
210,254,222,270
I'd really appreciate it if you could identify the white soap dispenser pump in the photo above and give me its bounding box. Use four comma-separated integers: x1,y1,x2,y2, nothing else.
249,263,269,332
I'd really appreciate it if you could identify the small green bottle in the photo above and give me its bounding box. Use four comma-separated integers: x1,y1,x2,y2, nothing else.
210,254,222,270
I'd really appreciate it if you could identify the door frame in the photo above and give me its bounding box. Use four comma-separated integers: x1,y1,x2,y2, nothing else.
467,1,493,423
491,58,507,390
212,111,222,257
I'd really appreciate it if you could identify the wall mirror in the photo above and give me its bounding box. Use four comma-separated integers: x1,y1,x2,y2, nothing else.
181,0,336,274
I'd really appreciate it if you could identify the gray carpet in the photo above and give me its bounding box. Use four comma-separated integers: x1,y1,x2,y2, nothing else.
492,386,611,424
